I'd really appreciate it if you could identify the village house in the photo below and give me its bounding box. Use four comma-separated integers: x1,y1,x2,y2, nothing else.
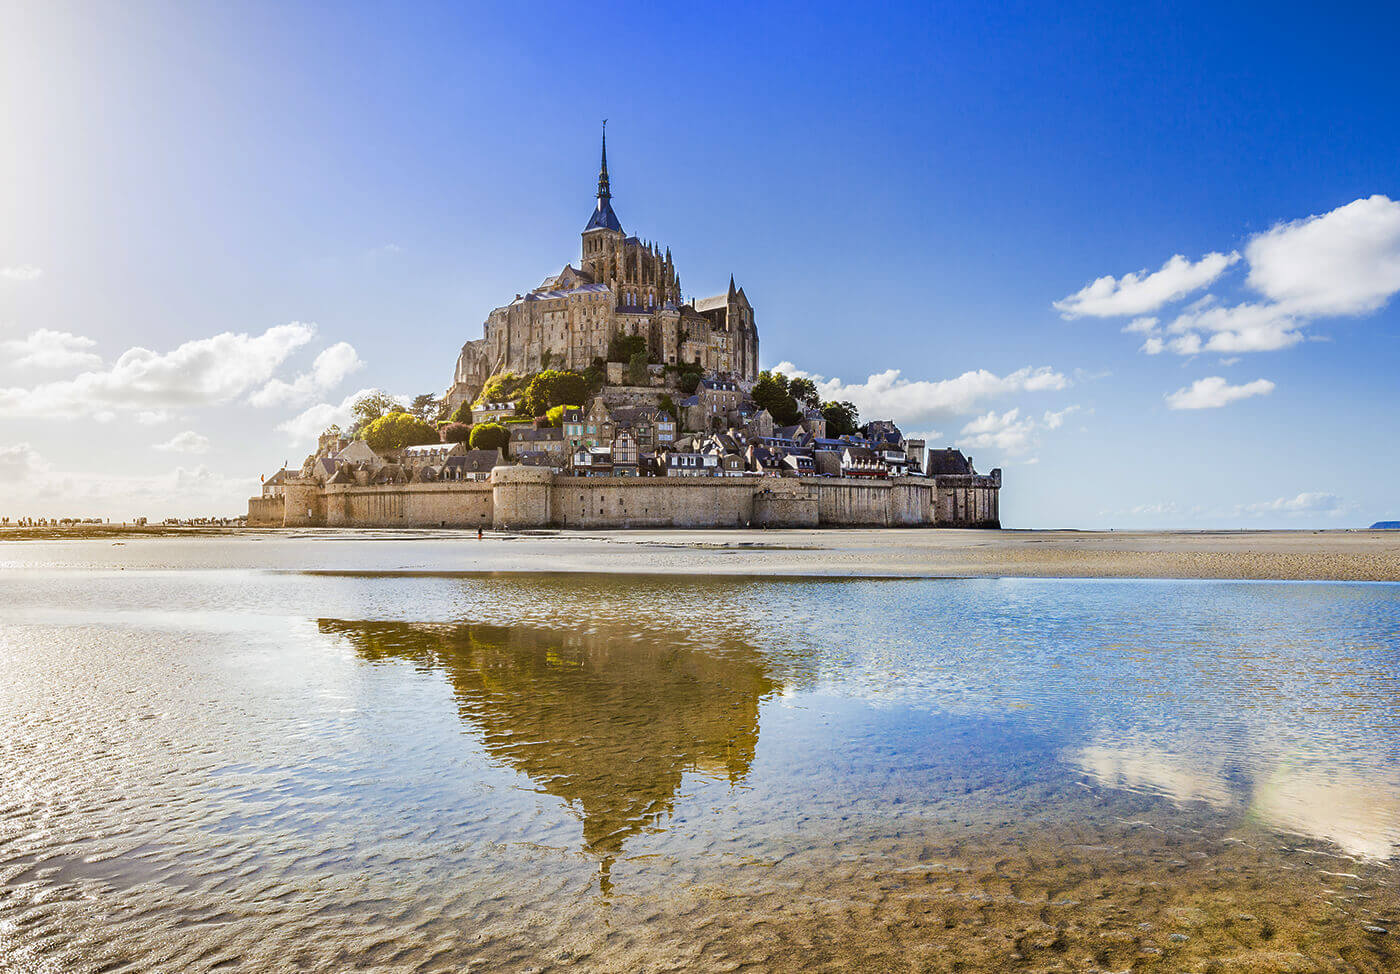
472,401,519,424
510,426,565,456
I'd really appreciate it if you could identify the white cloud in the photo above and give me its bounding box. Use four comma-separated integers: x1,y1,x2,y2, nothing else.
1,329,101,370
275,386,382,445
249,341,364,407
0,442,47,483
1239,492,1349,517
1165,376,1275,410
769,362,1069,429
153,430,211,454
0,265,43,281
1245,194,1400,315
135,410,174,425
1163,301,1304,354
0,443,247,517
0,322,315,419
1066,196,1400,358
1054,252,1239,318
958,405,1079,456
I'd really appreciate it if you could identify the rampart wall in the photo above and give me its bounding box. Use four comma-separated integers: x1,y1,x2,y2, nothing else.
249,468,1000,530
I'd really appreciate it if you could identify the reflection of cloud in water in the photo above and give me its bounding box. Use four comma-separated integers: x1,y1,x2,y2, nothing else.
319,619,780,890
1068,735,1400,861
1251,765,1400,861
1070,742,1237,807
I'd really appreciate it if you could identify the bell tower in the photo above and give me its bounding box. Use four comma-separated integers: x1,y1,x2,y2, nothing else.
581,121,623,284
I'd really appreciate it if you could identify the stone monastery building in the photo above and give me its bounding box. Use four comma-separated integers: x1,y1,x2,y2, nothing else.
445,126,760,414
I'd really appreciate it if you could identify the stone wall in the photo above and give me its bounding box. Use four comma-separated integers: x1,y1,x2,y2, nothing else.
547,475,756,529
250,469,1001,530
324,483,494,528
248,495,284,527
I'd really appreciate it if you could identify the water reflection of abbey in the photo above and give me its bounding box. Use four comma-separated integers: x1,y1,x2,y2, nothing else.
319,618,779,889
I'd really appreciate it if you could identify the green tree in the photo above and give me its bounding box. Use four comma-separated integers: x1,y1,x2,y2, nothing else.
677,366,704,395
752,371,801,426
821,400,860,437
519,370,589,417
363,412,439,451
440,422,473,443
349,391,402,438
409,393,440,422
469,422,510,454
657,394,678,423
583,356,607,392
544,404,580,428
450,401,473,424
788,376,820,409
320,424,343,439
607,333,649,364
626,350,649,385
477,371,523,406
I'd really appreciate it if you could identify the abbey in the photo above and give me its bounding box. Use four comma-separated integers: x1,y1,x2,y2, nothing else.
445,128,760,414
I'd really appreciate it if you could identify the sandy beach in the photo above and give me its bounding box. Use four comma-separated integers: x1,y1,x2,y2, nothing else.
3,526,1399,581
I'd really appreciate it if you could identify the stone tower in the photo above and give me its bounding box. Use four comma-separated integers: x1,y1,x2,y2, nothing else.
581,123,624,287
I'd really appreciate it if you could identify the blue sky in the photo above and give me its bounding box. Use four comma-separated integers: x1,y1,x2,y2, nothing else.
2,0,1397,526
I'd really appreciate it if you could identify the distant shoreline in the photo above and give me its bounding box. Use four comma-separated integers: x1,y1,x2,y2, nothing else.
3,526,1399,582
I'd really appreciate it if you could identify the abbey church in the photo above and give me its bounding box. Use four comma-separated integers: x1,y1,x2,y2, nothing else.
444,128,760,413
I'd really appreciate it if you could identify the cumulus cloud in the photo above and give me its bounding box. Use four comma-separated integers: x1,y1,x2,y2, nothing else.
0,322,316,419
0,443,245,517
1245,195,1400,315
153,430,211,454
1239,492,1349,517
1062,196,1400,358
769,361,1069,429
1054,252,1239,318
0,265,43,281
1162,301,1305,353
0,442,47,482
1165,376,1275,410
958,405,1079,456
249,341,364,407
1,329,102,370
275,386,383,445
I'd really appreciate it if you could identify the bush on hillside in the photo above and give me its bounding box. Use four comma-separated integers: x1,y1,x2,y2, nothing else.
469,422,510,454
439,422,473,443
363,411,439,451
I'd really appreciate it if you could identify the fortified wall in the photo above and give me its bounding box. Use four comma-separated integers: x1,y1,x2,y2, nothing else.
250,467,1001,530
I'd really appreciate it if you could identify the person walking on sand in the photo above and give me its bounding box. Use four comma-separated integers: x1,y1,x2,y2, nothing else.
477,526,483,540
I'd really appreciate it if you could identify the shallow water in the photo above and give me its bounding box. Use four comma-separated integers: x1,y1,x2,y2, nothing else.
1,540,1397,971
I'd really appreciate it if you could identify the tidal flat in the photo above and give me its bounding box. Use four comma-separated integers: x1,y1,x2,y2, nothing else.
1,538,1397,972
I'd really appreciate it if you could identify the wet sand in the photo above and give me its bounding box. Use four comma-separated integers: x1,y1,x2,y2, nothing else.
6,526,1398,581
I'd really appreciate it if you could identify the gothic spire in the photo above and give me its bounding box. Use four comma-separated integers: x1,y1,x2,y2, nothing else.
597,120,611,202
583,121,623,233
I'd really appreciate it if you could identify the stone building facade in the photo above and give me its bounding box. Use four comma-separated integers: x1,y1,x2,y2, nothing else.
445,127,759,414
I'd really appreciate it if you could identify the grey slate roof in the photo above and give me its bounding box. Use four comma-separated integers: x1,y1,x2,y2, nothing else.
584,199,623,232
510,427,563,443
924,449,972,476
519,282,611,303
444,450,500,474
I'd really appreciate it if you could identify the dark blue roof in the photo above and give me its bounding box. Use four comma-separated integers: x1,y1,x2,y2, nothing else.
584,199,623,233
